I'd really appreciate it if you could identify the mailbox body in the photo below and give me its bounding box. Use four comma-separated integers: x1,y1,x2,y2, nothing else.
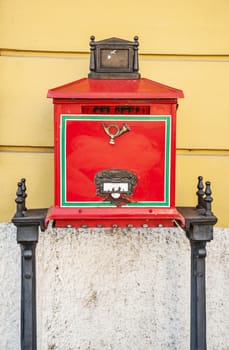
46,78,184,228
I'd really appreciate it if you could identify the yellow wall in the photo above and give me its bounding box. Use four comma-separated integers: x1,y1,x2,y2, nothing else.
1,1,229,226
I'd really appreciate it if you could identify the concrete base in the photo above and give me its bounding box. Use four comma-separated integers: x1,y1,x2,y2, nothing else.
0,224,228,350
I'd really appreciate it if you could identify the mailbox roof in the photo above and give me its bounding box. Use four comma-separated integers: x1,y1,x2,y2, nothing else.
47,77,184,99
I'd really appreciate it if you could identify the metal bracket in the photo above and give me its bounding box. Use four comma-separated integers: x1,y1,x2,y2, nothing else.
12,179,47,350
178,176,217,350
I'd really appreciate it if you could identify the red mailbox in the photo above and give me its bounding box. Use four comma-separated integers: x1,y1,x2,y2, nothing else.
46,37,184,228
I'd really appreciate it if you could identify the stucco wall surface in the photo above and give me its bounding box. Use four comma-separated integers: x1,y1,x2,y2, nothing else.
1,1,229,227
0,224,228,350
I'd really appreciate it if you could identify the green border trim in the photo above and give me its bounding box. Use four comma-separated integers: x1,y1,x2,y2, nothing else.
60,115,171,207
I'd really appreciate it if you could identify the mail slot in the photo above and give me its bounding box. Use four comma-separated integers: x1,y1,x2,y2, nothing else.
46,36,184,228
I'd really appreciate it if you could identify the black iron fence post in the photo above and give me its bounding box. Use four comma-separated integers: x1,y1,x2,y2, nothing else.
178,176,217,350
189,226,212,350
17,226,38,350
12,179,47,350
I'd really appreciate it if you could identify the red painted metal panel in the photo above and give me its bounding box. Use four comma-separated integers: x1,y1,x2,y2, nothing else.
46,206,185,228
47,77,184,228
63,116,168,205
48,78,184,99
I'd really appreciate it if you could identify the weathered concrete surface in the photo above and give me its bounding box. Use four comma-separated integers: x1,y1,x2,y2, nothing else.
0,224,228,350
0,224,20,350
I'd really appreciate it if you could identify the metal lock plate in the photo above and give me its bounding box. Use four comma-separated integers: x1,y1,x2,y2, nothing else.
94,169,138,206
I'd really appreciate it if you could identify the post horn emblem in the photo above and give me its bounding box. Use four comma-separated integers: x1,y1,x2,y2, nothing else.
102,123,130,144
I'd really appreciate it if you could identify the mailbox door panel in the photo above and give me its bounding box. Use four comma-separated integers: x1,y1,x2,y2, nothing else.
59,114,173,208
